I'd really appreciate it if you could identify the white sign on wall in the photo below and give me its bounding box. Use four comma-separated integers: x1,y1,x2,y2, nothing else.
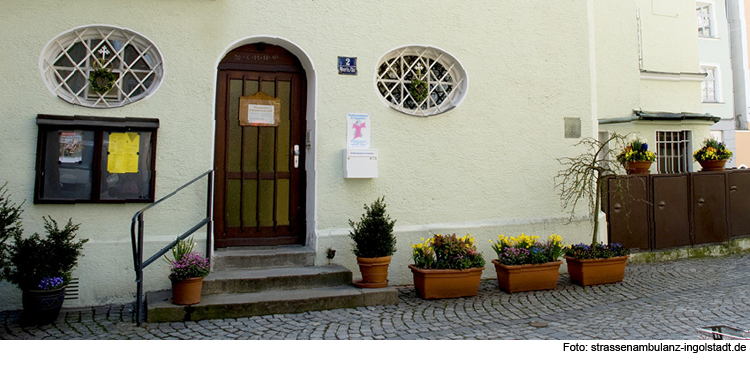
347,113,370,149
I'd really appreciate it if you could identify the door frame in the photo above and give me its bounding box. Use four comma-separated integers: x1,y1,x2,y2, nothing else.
213,36,317,249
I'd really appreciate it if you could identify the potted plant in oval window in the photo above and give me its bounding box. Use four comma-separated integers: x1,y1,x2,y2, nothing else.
693,137,732,171
616,137,656,174
564,243,630,286
349,197,397,288
165,236,210,305
490,234,564,293
409,233,486,299
1,185,87,325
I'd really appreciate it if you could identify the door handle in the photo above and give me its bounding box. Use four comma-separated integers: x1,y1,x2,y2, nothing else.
293,145,300,168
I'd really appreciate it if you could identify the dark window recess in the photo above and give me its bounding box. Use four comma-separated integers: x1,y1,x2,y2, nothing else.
35,114,158,203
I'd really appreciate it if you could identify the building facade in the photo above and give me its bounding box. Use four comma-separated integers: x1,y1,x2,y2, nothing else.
0,0,713,311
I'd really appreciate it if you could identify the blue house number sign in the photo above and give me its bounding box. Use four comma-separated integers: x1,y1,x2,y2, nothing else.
338,57,357,75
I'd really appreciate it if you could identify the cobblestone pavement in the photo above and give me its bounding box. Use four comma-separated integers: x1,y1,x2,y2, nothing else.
2,254,750,340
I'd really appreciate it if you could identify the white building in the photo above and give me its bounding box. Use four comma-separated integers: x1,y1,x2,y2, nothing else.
0,0,715,312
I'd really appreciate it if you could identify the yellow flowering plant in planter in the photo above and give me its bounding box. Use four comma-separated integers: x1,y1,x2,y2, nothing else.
693,138,732,162
409,234,486,299
616,138,656,164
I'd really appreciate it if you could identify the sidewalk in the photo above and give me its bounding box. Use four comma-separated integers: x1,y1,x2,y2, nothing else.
2,253,749,340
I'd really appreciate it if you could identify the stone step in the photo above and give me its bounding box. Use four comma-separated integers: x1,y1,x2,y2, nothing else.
212,245,315,270
202,265,353,295
146,286,399,323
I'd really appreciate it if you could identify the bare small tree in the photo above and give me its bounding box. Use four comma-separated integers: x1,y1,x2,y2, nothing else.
555,133,630,246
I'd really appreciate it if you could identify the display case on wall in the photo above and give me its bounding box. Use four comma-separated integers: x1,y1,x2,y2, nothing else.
34,114,158,203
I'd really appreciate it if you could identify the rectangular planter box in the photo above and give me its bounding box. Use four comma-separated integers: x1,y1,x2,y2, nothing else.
408,265,484,299
492,260,562,293
565,256,629,286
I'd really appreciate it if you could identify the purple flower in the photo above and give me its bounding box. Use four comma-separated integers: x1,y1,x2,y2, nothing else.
38,276,65,290
169,251,210,281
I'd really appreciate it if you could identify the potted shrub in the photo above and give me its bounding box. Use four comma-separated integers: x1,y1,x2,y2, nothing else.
165,236,210,305
490,234,565,293
349,197,396,288
409,233,485,299
564,243,630,286
616,137,656,174
1,199,87,326
693,137,732,171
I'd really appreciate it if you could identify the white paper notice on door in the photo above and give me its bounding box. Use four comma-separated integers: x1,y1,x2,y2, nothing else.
248,104,275,125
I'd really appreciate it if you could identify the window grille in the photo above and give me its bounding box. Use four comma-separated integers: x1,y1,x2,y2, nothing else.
375,46,467,116
656,130,692,174
701,66,717,102
40,25,164,108
697,4,712,37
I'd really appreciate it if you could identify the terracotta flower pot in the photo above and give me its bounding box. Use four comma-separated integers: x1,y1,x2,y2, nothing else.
565,255,629,286
21,287,66,325
625,160,652,174
698,159,727,172
171,276,204,305
409,265,484,299
492,259,562,293
355,256,391,288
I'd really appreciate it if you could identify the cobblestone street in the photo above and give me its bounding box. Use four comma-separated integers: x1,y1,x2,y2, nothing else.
2,254,750,340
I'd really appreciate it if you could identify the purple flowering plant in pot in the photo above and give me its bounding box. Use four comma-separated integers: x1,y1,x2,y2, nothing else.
0,184,88,325
490,234,566,293
164,237,210,305
564,243,630,286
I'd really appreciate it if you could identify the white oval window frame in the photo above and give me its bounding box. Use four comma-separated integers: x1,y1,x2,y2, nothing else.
374,45,469,117
39,24,165,108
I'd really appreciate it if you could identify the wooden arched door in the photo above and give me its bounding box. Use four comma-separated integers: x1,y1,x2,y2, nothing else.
214,43,307,247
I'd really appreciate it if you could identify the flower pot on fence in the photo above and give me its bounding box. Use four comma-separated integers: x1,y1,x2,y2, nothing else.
565,255,629,286
698,159,727,172
625,161,652,174
355,256,391,288
408,265,484,299
21,287,66,325
171,277,204,305
492,260,562,293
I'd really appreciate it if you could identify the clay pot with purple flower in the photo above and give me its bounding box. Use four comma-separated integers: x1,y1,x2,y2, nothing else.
165,237,210,305
564,243,630,286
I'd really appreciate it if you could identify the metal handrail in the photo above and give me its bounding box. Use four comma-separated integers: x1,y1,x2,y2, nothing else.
130,170,213,326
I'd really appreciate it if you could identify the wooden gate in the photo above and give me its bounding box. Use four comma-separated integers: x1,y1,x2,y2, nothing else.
606,170,750,250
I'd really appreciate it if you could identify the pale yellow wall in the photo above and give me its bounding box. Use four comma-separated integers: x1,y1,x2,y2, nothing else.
594,0,641,119
0,0,605,310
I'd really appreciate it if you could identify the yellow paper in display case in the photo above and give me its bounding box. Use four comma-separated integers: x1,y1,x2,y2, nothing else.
107,132,140,173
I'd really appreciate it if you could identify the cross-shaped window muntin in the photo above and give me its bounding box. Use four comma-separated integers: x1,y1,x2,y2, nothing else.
376,46,467,117
697,4,712,37
41,25,164,108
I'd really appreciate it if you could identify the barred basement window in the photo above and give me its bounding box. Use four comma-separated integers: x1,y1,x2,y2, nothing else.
376,46,468,116
40,25,164,108
656,130,692,174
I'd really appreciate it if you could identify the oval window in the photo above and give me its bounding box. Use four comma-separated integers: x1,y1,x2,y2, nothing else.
40,25,165,108
375,46,468,116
